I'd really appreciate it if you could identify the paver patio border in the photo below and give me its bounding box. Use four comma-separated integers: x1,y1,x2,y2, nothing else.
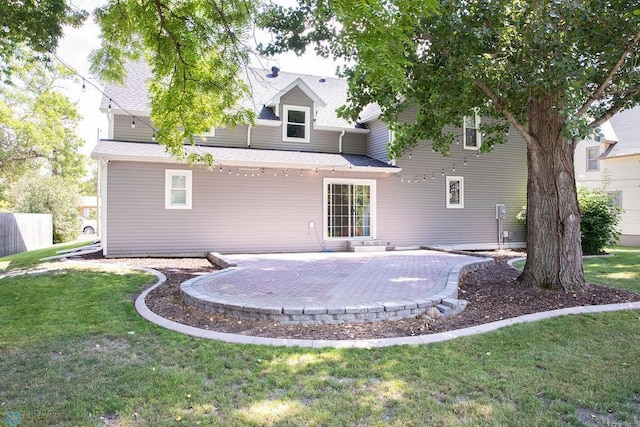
135,266,640,348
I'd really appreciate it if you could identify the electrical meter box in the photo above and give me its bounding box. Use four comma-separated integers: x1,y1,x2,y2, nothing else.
496,204,507,219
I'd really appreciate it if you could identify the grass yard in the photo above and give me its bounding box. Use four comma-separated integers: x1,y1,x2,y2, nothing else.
0,247,638,425
512,246,640,294
0,240,89,272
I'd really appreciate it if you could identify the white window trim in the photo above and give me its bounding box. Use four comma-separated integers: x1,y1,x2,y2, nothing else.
282,105,311,143
463,112,481,150
586,146,600,171
165,169,193,210
446,176,464,209
202,127,216,137
323,178,377,240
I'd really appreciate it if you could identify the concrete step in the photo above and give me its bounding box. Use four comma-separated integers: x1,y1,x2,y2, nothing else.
347,240,391,252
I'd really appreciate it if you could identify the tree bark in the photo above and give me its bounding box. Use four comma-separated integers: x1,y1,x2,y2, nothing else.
517,94,587,291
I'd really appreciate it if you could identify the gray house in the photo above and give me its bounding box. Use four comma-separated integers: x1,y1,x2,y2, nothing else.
91,63,527,256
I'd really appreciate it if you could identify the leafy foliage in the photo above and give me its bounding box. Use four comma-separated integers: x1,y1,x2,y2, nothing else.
0,0,86,78
0,53,86,199
91,0,258,160
259,0,640,155
10,174,81,243
578,187,622,255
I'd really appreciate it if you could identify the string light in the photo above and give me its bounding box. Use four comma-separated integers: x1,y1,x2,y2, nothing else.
476,150,480,158
152,132,155,141
300,169,303,176
432,172,435,179
228,168,232,175
107,99,112,113
131,117,136,128
409,149,412,159
82,78,86,92
452,164,455,172
2,22,9,33
464,157,467,166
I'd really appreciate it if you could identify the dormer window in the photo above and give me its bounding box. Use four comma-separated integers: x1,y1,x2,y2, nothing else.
282,105,310,143
463,112,481,150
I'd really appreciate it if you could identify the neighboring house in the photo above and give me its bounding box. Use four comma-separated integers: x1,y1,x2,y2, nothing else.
575,107,640,246
91,62,527,256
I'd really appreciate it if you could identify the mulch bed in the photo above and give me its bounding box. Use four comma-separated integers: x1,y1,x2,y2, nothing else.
82,251,640,340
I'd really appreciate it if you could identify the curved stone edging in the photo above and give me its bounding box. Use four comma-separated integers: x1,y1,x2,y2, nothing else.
135,262,640,348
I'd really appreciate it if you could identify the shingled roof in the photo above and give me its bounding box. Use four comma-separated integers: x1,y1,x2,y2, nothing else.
606,106,640,158
99,62,363,130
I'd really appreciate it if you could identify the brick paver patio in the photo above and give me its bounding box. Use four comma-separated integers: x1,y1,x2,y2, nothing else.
181,250,490,324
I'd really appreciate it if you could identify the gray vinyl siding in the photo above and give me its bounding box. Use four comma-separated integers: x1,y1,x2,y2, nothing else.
104,130,526,256
105,161,353,256
114,114,154,141
367,120,390,163
112,110,365,154
374,127,527,248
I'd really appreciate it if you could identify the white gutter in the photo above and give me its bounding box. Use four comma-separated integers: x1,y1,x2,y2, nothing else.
338,130,346,153
314,124,370,134
247,125,252,147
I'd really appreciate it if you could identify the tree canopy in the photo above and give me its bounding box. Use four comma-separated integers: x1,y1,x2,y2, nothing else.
0,54,86,191
0,0,86,79
259,0,640,290
91,0,259,160
260,0,640,154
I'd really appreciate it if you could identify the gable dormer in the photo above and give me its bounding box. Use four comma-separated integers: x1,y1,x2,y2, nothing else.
262,78,326,143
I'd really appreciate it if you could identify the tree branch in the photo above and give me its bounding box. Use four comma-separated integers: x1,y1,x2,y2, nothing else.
153,0,188,67
576,29,640,118
473,79,534,145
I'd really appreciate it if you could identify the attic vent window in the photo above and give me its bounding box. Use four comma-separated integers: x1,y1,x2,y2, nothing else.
282,105,310,143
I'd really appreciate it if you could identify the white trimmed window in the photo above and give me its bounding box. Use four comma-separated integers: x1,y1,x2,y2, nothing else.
165,169,192,209
203,127,216,137
463,113,481,150
324,178,376,239
282,105,310,142
446,176,464,209
586,146,600,171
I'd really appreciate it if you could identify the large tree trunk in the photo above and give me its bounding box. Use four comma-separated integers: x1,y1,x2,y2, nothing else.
517,94,587,291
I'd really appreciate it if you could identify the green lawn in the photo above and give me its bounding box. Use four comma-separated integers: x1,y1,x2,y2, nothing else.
0,247,638,425
512,246,640,293
0,240,89,271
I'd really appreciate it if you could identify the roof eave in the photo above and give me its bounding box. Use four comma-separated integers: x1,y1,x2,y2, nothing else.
91,151,400,173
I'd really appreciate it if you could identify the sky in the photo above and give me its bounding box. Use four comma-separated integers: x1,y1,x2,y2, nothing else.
55,1,342,156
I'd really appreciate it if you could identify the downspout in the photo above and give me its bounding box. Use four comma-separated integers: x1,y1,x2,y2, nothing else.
338,130,346,153
247,125,252,147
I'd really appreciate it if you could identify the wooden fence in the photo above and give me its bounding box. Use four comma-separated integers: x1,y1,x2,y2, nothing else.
0,213,53,257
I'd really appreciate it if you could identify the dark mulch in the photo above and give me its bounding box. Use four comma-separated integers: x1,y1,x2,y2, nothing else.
80,251,640,340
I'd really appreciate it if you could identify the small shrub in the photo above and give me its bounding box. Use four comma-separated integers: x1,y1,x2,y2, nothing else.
578,187,622,255
515,188,622,255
